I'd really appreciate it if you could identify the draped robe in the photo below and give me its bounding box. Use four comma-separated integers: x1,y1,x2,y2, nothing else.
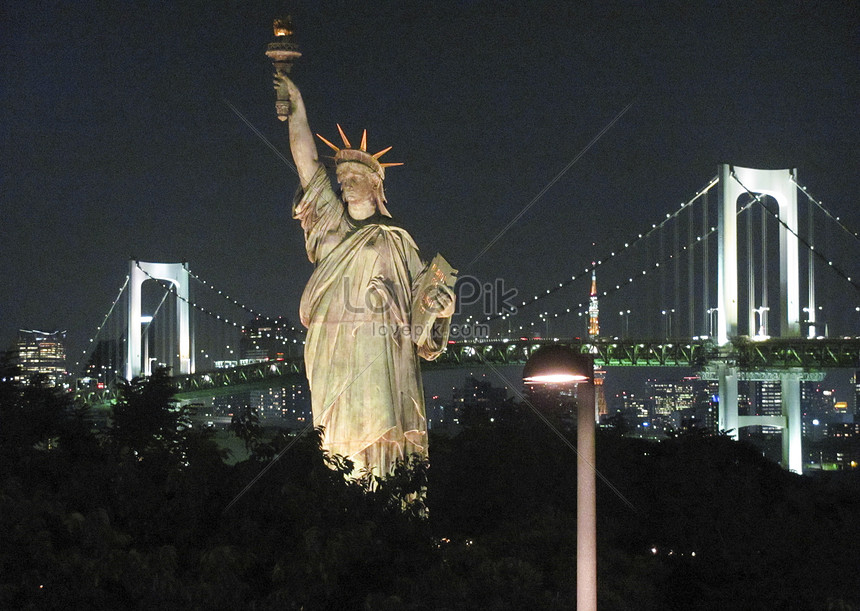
294,167,450,477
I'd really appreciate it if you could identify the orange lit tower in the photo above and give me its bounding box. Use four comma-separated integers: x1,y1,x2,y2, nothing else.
588,266,599,338
586,265,608,418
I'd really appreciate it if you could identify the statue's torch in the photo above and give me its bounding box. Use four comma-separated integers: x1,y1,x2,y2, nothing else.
266,17,301,121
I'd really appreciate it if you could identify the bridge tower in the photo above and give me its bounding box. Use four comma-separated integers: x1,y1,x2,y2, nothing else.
714,165,804,472
126,260,193,380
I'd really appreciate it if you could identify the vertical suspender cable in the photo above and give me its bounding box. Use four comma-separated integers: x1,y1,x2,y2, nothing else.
117,289,124,381
807,194,815,338
659,228,666,335
688,200,695,337
687,198,696,337
190,279,195,373
761,198,768,335
673,211,680,331
169,291,176,373
702,190,709,336
747,195,755,336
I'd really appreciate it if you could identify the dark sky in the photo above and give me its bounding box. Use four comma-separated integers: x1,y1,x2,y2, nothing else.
2,1,858,364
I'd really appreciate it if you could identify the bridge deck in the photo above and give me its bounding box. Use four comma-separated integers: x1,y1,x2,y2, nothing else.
157,337,860,400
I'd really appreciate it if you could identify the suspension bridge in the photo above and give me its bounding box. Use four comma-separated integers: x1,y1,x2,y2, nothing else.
76,165,860,473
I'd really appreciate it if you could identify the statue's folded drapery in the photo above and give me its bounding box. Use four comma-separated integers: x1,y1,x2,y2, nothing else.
294,167,449,477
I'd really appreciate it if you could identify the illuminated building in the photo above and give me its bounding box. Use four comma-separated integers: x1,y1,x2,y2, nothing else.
203,381,312,429
240,315,303,363
755,381,782,436
425,393,447,430
12,329,68,387
854,370,860,421
451,375,508,426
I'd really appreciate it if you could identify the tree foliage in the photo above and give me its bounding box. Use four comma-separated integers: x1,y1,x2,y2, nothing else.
1,375,858,609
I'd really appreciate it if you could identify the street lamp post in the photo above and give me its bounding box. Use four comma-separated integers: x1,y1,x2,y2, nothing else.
661,309,675,339
618,309,630,339
523,346,596,611
856,307,860,337
803,305,824,338
707,307,719,339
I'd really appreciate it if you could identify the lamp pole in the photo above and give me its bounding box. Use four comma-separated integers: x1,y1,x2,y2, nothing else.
619,309,630,339
577,374,597,611
661,309,675,339
523,347,596,610
707,307,719,339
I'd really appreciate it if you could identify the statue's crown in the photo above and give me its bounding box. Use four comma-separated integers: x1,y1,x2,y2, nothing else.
316,125,402,180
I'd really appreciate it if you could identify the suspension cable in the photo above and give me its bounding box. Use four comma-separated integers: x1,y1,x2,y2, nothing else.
479,176,719,325
514,179,777,332
134,262,246,330
183,263,303,334
733,172,860,295
792,176,860,246
77,275,130,373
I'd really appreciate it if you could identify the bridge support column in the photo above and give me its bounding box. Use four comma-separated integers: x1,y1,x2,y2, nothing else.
716,362,739,439
126,260,193,380
781,372,803,473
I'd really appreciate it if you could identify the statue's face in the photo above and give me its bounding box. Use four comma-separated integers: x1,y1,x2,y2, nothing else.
337,163,376,206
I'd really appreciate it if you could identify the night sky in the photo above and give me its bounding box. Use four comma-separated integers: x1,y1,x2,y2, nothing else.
3,1,858,364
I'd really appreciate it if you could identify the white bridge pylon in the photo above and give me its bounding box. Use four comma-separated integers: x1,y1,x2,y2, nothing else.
715,164,804,473
126,260,193,380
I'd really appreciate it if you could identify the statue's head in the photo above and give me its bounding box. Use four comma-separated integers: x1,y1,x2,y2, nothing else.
336,161,387,218
318,125,402,219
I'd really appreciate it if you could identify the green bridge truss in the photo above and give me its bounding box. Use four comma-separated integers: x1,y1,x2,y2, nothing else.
76,337,860,405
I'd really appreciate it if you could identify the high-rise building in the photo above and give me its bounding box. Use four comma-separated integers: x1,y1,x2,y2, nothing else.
11,329,68,387
239,316,303,364
452,375,508,426
754,381,782,436
203,381,311,429
853,371,860,422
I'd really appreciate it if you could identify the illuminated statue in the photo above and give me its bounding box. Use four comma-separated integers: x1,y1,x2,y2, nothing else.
275,74,456,478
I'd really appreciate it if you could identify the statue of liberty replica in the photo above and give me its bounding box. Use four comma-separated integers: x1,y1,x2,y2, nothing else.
273,69,456,479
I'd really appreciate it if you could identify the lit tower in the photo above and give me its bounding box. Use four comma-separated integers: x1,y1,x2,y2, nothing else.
586,265,608,419
588,265,599,338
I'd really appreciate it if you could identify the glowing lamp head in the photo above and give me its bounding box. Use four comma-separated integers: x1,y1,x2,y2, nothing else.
523,345,593,385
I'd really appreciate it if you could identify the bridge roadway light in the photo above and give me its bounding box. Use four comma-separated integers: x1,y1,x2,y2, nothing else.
523,346,596,611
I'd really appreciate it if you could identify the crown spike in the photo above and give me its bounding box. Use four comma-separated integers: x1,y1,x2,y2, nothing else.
372,146,393,159
379,162,404,168
336,124,352,148
360,130,367,152
316,133,341,153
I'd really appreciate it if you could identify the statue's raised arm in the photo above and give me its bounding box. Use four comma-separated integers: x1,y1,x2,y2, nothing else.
274,74,321,190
